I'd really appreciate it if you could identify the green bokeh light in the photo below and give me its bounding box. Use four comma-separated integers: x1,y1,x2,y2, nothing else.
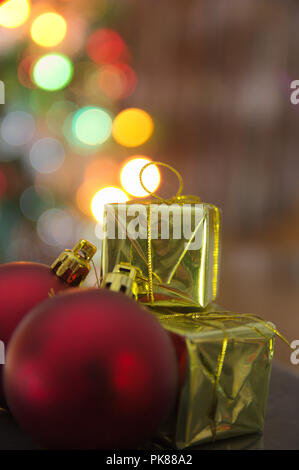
72,107,112,146
33,53,74,91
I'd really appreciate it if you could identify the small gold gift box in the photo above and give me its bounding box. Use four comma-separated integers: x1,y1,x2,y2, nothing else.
151,306,275,449
101,202,221,309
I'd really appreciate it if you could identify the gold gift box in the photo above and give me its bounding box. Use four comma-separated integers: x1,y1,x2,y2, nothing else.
101,202,221,309
151,307,275,449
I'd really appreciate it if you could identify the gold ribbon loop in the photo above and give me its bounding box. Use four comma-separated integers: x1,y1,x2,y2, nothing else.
139,161,185,203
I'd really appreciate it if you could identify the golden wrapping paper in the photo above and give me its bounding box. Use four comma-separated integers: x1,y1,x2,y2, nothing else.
101,164,287,450
151,306,275,449
101,202,221,309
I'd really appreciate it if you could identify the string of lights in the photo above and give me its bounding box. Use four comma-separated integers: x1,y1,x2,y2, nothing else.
0,0,160,265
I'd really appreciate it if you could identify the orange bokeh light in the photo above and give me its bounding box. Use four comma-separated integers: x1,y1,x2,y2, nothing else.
113,108,154,148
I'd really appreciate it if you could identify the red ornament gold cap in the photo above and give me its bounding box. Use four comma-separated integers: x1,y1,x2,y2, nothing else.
51,239,97,287
101,263,141,299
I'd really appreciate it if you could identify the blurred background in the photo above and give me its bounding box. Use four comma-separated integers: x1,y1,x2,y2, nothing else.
0,0,298,368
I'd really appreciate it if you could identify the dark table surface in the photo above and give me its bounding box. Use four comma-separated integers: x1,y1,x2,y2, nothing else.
0,361,298,450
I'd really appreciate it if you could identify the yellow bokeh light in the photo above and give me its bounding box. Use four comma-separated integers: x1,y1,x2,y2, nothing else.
120,157,160,198
91,187,129,223
31,12,67,48
112,108,154,148
0,0,30,29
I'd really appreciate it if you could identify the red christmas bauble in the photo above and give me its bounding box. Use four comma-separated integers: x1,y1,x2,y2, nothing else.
0,262,69,405
4,289,178,449
0,262,69,345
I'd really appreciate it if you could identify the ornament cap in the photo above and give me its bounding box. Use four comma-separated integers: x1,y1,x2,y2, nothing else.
51,239,97,287
101,263,140,299
72,239,97,262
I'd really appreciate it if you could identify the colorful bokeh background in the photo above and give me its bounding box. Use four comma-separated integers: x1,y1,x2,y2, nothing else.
0,1,299,368
0,0,160,266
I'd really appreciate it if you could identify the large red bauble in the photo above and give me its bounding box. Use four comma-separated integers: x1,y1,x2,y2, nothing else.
0,262,69,405
4,289,178,449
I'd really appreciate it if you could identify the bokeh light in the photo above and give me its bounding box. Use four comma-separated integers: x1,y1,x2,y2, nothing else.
91,187,129,223
1,111,35,146
112,108,154,147
37,208,74,246
72,107,112,147
120,157,160,198
31,12,67,48
20,185,55,221
29,137,65,173
63,111,99,154
0,0,30,29
32,53,73,91
98,64,137,100
86,29,129,65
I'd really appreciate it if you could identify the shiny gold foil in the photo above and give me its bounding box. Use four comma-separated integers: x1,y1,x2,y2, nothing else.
51,239,97,286
151,306,275,449
101,202,221,309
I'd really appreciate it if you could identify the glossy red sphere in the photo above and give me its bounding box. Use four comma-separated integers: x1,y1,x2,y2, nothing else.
4,289,178,449
0,262,69,405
